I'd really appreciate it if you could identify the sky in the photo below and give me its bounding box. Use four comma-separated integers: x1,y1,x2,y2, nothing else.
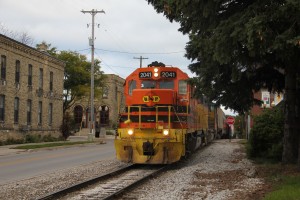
1,0,192,77
0,0,236,116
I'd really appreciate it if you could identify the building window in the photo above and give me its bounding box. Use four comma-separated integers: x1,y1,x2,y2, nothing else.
38,101,42,125
39,68,43,89
1,55,6,80
27,100,32,125
49,71,53,92
0,95,5,122
14,97,19,123
28,64,32,86
100,105,109,126
102,86,108,98
48,103,53,125
15,60,20,84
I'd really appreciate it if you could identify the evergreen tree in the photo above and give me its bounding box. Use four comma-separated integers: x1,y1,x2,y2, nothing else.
147,0,300,165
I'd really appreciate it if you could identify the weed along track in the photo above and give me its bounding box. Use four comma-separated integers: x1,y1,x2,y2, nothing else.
38,164,167,200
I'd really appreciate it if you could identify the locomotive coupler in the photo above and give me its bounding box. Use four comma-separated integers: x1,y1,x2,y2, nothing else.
143,141,155,156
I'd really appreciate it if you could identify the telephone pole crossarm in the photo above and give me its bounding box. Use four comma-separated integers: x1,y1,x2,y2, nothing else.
134,56,148,68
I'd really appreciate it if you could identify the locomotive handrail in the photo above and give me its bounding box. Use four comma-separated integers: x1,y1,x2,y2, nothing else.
155,105,172,129
126,105,185,131
127,105,142,129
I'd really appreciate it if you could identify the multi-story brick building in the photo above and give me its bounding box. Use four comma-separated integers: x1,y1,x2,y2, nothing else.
70,74,125,130
0,34,65,141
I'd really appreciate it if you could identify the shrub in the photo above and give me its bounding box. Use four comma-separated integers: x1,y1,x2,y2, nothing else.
25,134,42,143
60,112,74,140
247,107,284,162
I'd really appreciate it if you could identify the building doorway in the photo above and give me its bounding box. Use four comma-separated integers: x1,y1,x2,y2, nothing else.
74,105,83,128
99,105,109,127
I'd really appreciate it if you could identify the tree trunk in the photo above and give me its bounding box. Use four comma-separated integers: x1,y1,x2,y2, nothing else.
282,64,298,164
297,73,300,170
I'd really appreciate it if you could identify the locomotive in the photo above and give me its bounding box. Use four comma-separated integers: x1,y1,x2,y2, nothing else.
114,62,225,164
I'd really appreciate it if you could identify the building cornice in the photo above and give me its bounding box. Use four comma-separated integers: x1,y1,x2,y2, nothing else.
0,34,65,68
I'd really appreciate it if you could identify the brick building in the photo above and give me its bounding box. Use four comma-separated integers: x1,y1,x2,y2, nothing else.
245,89,284,138
0,34,65,141
70,74,125,130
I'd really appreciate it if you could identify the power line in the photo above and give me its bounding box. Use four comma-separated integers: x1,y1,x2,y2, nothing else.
95,48,184,55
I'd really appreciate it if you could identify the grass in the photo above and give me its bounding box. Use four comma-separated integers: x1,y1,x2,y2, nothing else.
263,175,300,200
12,141,94,150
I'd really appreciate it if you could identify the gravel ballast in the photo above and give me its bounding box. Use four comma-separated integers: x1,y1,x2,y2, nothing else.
0,139,266,200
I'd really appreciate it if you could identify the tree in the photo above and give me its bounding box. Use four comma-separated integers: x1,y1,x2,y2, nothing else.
36,41,57,56
35,42,105,114
147,0,300,166
56,51,105,114
0,24,34,46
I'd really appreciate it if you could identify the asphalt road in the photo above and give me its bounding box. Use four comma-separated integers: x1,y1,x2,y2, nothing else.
0,137,115,185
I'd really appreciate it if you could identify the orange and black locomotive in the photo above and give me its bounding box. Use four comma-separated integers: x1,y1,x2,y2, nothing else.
114,62,221,164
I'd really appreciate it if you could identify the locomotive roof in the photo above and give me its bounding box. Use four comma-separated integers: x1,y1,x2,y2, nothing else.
125,65,189,80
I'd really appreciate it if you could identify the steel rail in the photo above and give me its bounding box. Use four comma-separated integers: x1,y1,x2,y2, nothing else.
102,165,167,200
37,164,167,200
37,164,135,200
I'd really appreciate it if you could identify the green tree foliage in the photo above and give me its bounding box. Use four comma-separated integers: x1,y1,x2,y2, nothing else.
247,107,284,161
147,0,300,164
35,42,105,114
56,51,104,113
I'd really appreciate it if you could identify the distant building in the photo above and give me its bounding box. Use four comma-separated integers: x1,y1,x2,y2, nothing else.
70,74,125,130
0,34,65,141
250,89,284,116
246,89,284,138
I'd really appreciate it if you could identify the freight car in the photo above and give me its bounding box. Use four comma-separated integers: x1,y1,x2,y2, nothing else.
114,62,222,164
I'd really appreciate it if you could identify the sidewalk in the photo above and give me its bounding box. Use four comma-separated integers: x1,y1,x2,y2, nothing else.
0,135,113,156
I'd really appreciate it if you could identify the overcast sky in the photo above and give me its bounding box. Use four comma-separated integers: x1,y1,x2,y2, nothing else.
0,0,236,116
1,0,193,78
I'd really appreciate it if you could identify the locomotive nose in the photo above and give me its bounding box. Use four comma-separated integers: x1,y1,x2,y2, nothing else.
132,89,175,106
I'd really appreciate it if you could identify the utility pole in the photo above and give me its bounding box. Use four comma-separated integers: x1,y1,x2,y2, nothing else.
81,9,105,140
134,56,148,68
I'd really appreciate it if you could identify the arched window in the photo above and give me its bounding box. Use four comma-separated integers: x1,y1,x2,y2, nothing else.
100,105,109,126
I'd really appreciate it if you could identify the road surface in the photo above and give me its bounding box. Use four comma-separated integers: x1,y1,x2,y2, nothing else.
0,137,115,185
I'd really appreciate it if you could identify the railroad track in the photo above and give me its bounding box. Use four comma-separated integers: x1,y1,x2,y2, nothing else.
38,164,167,200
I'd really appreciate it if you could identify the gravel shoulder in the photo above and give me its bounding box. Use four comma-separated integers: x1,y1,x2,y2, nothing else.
132,139,266,200
0,139,268,200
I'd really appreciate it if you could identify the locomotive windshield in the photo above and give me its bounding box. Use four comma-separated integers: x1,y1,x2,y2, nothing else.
159,80,174,89
141,80,156,89
141,80,174,89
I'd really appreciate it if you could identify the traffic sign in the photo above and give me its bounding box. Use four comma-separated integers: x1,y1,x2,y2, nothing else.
226,116,235,125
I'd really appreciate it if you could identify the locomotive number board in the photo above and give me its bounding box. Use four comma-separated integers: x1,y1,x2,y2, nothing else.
139,72,152,78
138,71,177,78
161,71,176,78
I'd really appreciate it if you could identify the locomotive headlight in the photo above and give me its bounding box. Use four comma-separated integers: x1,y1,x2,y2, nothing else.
127,129,134,136
153,68,159,77
163,129,169,136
